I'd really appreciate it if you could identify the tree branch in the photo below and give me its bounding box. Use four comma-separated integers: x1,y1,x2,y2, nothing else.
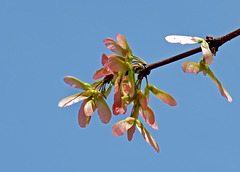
137,28,240,79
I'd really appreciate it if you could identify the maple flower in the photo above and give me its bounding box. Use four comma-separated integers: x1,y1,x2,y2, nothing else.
182,60,232,102
58,76,112,127
112,117,160,153
165,35,213,64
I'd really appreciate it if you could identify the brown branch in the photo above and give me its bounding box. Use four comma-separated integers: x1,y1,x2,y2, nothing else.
138,28,240,79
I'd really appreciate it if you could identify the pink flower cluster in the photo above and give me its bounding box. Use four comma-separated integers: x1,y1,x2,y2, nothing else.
58,34,178,152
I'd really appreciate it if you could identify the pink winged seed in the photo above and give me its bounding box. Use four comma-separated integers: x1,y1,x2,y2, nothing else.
93,67,112,80
208,71,232,102
138,90,148,110
58,91,92,107
95,94,112,124
64,76,92,90
127,124,136,141
78,99,92,128
165,35,201,45
139,106,158,130
149,85,177,106
201,41,214,64
182,62,201,75
144,85,150,103
103,38,125,56
112,75,127,115
112,117,135,136
102,53,109,68
107,56,126,73
127,69,136,99
84,99,96,116
136,120,160,153
116,34,129,50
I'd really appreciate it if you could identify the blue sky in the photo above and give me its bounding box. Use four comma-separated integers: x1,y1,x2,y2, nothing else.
1,0,240,171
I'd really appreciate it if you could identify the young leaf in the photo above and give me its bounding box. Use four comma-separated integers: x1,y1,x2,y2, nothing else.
148,85,177,106
64,76,92,90
112,117,135,136
135,120,160,153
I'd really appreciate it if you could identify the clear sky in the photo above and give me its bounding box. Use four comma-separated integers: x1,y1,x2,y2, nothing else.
1,0,240,171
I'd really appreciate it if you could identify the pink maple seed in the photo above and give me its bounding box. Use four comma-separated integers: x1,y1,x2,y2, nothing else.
112,117,135,136
127,68,136,99
104,83,113,98
122,78,130,94
93,67,112,80
127,124,136,141
84,99,96,116
135,119,160,153
95,93,112,124
107,55,127,73
78,99,92,128
139,106,158,130
116,34,129,50
144,85,150,103
165,35,202,45
102,53,110,68
58,90,93,107
182,62,202,75
148,85,177,106
112,75,127,115
137,90,148,110
201,41,214,64
127,102,139,141
207,70,232,102
64,76,92,90
103,38,125,56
